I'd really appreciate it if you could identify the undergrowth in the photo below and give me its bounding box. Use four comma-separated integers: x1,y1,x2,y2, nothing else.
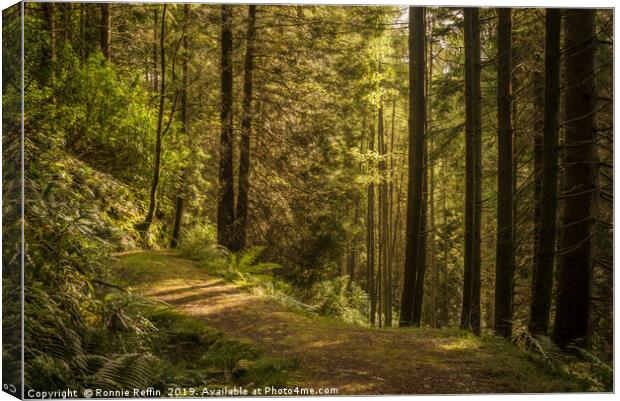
178,224,370,325
513,329,613,391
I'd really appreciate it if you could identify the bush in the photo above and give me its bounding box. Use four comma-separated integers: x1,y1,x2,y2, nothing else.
514,330,613,391
177,223,226,262
306,276,369,325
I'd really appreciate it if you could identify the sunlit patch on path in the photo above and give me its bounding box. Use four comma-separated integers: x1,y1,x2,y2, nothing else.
115,251,579,395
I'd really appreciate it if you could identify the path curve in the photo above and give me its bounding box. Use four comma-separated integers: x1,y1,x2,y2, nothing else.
117,251,576,395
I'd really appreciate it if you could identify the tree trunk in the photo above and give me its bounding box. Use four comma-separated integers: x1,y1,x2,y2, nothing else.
367,122,376,325
494,7,514,339
412,148,428,326
400,6,426,327
232,5,257,252
141,4,167,233
441,163,449,326
217,5,236,250
531,66,544,320
552,9,598,349
378,99,391,327
529,9,561,337
100,4,111,61
152,8,159,92
386,97,397,326
460,7,475,331
429,118,437,328
470,7,482,336
170,197,185,248
62,3,72,43
348,213,357,290
427,14,437,328
170,4,191,249
390,136,406,323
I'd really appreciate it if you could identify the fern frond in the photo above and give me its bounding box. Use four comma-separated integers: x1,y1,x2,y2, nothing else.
89,353,160,390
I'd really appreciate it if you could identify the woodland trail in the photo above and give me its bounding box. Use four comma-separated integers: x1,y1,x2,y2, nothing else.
115,251,576,395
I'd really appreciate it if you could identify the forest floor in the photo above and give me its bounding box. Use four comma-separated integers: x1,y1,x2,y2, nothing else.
113,250,581,395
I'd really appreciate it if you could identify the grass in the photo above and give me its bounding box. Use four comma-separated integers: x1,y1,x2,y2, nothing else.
108,251,300,393
112,250,598,394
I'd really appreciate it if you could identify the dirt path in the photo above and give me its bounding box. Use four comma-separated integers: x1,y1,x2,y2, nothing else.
116,251,576,395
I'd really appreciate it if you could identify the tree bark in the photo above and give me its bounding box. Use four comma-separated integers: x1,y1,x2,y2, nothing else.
170,197,185,249
494,7,514,339
152,8,159,92
460,7,475,331
232,5,257,252
62,3,72,43
441,163,449,326
141,4,167,233
378,99,391,327
427,15,437,328
400,6,426,327
412,148,428,326
367,122,376,325
386,97,397,327
529,9,561,336
170,4,191,249
470,7,482,336
217,5,236,250
552,9,598,349
100,4,111,61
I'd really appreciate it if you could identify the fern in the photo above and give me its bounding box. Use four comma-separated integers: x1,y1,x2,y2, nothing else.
514,329,613,391
89,353,160,390
219,246,282,284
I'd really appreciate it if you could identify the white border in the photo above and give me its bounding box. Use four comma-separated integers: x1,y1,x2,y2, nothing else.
0,2,616,401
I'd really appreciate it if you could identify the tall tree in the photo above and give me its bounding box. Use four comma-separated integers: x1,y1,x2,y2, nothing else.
552,9,598,348
217,5,236,250
379,99,391,326
459,8,482,335
529,9,561,336
170,4,191,249
140,4,167,233
400,6,426,327
367,122,377,325
232,5,257,252
100,4,111,61
470,7,482,337
494,7,514,339
412,147,428,326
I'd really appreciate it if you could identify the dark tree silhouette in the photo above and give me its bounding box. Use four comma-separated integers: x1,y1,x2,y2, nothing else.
232,5,257,252
217,5,236,250
529,9,561,336
494,7,514,339
552,9,598,349
400,6,426,327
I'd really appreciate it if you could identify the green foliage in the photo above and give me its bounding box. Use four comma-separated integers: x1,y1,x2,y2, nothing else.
305,276,370,325
58,53,158,187
514,331,613,391
178,228,370,325
88,353,160,391
236,355,301,388
177,223,223,261
223,247,283,284
178,231,282,285
202,339,261,382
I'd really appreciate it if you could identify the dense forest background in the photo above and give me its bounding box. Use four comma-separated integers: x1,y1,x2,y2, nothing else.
2,2,614,395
